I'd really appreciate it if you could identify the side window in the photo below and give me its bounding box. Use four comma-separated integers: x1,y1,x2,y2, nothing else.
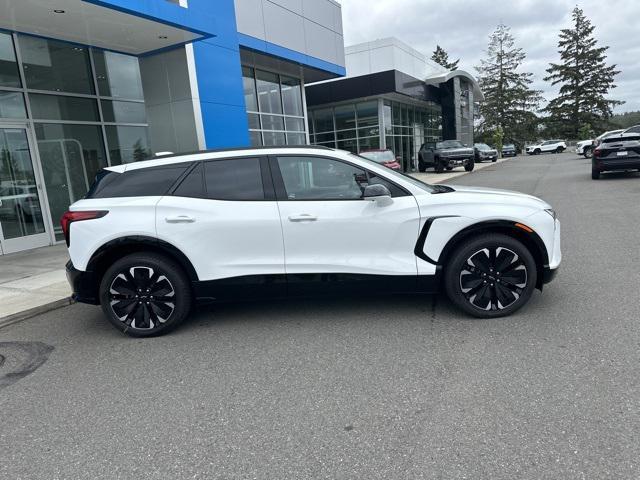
204,157,264,201
277,156,367,200
173,163,204,198
627,126,640,134
86,165,188,199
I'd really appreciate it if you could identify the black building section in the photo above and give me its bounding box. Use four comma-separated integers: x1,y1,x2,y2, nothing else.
306,70,442,106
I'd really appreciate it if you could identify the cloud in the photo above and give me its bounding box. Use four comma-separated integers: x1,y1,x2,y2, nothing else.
338,0,639,111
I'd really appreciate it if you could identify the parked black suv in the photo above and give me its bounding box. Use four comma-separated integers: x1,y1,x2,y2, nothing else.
418,140,475,173
592,133,640,179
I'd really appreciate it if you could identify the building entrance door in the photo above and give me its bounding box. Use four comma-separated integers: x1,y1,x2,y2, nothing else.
0,125,51,255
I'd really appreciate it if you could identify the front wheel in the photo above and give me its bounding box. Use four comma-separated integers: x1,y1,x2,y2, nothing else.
464,158,475,172
583,148,593,159
444,234,538,318
99,253,192,337
434,159,444,173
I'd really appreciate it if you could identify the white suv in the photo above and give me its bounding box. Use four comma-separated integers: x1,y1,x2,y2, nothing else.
526,140,566,155
64,147,561,336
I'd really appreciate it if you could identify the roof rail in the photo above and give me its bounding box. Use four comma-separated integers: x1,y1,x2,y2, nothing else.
152,144,335,159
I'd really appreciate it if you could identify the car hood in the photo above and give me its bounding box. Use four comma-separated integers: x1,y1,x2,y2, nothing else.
577,139,593,146
478,149,498,154
527,144,542,149
439,184,551,210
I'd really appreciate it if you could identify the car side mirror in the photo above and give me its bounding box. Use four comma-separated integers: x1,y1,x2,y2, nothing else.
363,184,391,199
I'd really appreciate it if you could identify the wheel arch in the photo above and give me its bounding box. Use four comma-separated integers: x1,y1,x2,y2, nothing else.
87,236,199,286
437,220,549,289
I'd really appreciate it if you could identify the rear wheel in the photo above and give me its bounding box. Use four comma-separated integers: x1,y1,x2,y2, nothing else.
592,167,600,179
555,147,563,154
99,253,192,337
444,234,538,318
418,157,426,173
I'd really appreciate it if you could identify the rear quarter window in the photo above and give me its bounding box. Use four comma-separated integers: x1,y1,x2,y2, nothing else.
86,164,189,199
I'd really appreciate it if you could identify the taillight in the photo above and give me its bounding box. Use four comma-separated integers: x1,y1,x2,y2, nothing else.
593,148,601,158
60,210,108,247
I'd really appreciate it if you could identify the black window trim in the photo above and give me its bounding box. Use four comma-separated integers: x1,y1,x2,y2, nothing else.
268,153,411,202
169,155,275,202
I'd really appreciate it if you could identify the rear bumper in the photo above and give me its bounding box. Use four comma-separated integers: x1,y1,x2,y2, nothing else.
594,157,640,171
66,261,100,305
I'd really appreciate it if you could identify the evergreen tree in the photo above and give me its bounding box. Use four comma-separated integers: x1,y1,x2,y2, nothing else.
431,45,459,70
544,6,622,138
475,24,544,145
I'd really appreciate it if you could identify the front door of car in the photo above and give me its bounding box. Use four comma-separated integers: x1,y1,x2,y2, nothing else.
271,155,421,294
155,157,285,297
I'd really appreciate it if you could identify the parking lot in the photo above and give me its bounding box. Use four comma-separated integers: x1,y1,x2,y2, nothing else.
1,152,639,479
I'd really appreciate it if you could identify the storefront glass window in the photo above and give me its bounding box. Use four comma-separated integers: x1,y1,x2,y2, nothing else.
93,50,144,100
256,70,282,115
0,33,20,88
35,123,107,240
281,76,303,117
105,126,152,165
19,36,94,94
29,93,99,122
0,91,26,118
101,100,147,124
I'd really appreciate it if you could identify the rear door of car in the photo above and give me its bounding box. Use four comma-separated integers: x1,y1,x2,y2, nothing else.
270,154,421,295
155,156,285,295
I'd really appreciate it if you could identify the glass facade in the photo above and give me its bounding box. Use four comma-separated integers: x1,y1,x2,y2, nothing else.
0,32,151,242
242,66,306,147
308,99,442,172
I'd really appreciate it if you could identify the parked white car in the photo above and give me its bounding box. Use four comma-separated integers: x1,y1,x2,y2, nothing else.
576,129,625,158
526,140,567,155
64,146,561,336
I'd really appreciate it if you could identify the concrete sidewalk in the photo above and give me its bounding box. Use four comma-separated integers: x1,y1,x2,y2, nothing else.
0,156,511,328
0,244,72,326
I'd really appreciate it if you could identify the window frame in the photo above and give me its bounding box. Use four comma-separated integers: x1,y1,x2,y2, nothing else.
268,154,411,202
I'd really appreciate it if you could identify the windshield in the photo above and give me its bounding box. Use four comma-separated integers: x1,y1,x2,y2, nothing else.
437,140,464,149
503,144,515,148
351,153,435,193
475,143,491,150
359,150,395,163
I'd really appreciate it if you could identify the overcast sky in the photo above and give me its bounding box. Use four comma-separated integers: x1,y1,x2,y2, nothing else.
337,0,639,113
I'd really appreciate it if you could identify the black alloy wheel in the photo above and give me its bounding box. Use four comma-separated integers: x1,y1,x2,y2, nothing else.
464,158,475,172
99,253,192,336
445,234,537,318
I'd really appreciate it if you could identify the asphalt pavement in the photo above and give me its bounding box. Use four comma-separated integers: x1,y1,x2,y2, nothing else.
1,153,639,479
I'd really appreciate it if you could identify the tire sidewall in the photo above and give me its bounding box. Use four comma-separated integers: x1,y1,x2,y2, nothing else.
99,253,192,337
444,234,538,318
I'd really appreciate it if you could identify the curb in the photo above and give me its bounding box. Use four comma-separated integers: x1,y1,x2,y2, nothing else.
0,297,75,331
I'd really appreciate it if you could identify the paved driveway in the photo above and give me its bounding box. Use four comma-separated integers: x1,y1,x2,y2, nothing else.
1,153,638,479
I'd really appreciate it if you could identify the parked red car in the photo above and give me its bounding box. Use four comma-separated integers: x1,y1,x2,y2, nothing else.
358,149,402,170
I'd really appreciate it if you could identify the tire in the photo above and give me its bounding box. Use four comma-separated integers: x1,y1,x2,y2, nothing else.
99,253,192,337
534,149,541,155
492,158,497,163
592,167,600,180
444,234,538,318
434,158,444,173
464,158,475,172
555,147,563,154
583,147,593,159
445,166,453,171
418,157,426,173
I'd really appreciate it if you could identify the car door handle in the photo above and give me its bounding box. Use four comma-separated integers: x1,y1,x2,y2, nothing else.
165,215,195,224
288,214,318,222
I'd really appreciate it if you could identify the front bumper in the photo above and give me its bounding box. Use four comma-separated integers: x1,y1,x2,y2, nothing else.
443,156,470,167
66,261,100,305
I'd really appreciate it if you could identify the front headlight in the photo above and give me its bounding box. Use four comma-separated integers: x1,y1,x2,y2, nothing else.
545,209,557,221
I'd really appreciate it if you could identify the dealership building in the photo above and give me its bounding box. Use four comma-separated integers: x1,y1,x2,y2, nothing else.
0,0,480,256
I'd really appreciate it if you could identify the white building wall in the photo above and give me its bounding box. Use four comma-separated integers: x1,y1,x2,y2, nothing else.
344,38,447,79
234,0,345,68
